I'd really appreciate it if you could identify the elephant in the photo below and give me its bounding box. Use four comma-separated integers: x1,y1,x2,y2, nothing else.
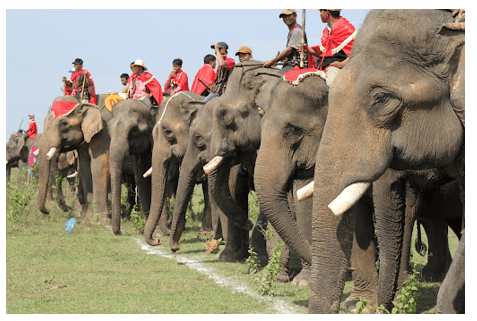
6,131,41,183
303,10,464,313
108,99,157,235
37,94,112,224
143,91,224,248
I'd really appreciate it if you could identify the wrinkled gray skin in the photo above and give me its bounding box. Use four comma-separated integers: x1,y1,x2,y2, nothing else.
108,99,157,235
308,10,464,313
143,92,220,247
167,97,255,262
6,131,41,183
37,94,111,224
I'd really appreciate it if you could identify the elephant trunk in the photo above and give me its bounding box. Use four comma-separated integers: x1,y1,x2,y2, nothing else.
143,147,170,246
110,153,126,236
169,147,200,252
207,157,254,232
373,169,406,310
37,146,59,214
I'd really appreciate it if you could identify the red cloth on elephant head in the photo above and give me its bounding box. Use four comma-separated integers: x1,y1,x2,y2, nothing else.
50,101,79,119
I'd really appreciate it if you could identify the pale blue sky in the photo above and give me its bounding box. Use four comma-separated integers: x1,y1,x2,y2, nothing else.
4,8,371,139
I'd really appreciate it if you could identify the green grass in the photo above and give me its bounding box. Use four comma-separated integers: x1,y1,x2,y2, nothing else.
5,168,459,314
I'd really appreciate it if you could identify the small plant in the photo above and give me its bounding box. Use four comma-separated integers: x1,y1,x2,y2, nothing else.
7,176,37,221
245,246,260,275
130,204,145,234
259,239,282,297
354,262,421,314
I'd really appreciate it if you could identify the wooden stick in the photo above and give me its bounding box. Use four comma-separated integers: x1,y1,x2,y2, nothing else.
80,71,87,100
300,9,306,68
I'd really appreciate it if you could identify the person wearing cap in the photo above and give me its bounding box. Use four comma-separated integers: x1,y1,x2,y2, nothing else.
263,9,310,71
235,46,253,62
190,54,217,97
298,9,356,74
127,59,163,107
164,58,189,95
62,58,97,104
203,42,236,103
27,113,37,140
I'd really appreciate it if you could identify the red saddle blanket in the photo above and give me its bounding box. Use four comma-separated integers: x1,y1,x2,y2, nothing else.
50,101,79,119
283,68,327,85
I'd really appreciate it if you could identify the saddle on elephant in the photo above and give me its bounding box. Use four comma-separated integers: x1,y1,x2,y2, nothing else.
283,68,327,86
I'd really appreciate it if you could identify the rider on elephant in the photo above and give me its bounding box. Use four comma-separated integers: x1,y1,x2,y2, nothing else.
203,42,235,103
164,58,189,95
128,59,164,107
190,54,217,97
27,113,37,140
62,58,96,104
297,9,356,85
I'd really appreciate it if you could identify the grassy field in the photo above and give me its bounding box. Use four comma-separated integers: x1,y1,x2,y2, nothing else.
5,168,459,314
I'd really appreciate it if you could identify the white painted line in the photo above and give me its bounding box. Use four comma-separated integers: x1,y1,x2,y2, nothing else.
134,238,305,314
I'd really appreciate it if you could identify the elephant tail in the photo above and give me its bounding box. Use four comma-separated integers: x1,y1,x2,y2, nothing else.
414,218,427,256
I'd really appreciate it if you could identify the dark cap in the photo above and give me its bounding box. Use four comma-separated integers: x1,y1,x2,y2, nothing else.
211,42,229,50
72,58,83,65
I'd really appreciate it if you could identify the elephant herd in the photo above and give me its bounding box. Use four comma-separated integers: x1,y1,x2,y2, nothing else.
8,10,464,314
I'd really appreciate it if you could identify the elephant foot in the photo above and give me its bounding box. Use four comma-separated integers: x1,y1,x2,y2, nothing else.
276,269,290,283
217,246,247,262
342,293,378,313
291,266,310,286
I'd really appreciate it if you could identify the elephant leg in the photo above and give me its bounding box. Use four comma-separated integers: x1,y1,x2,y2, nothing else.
124,177,136,218
77,146,94,224
133,153,152,221
291,179,313,286
89,153,110,225
266,224,290,283
342,198,378,313
201,180,214,232
250,209,268,270
217,164,250,262
420,216,450,282
55,175,72,212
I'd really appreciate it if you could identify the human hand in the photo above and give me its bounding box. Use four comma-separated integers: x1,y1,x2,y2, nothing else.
83,69,88,74
62,76,67,82
263,60,274,68
169,71,175,78
296,44,308,53
330,60,346,69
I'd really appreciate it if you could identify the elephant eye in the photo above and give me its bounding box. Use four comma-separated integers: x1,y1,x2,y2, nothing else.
59,119,69,131
368,90,403,126
162,127,174,141
285,124,304,143
218,108,234,127
194,134,205,149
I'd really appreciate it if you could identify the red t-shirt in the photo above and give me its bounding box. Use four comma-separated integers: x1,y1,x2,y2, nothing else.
190,64,216,95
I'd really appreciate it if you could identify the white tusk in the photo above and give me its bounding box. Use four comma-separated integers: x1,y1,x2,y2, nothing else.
203,156,224,175
143,167,152,178
328,182,371,216
6,160,9,165
67,171,78,178
297,181,314,202
46,147,57,160
33,149,40,157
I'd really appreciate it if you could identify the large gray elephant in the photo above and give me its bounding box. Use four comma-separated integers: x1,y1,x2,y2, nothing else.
143,91,224,247
37,94,111,224
108,99,157,235
305,10,464,313
6,131,41,183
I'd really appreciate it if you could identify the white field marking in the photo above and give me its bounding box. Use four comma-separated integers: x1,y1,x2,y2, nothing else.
134,238,306,314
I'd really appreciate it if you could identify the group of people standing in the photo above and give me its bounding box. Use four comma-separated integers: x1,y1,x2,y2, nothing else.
61,9,356,108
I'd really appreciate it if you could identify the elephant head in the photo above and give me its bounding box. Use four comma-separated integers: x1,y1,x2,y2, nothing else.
254,73,330,266
37,95,104,214
306,10,465,313
143,91,204,246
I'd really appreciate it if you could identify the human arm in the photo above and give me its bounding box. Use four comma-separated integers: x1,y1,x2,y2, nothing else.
329,57,349,69
297,44,322,57
263,47,293,67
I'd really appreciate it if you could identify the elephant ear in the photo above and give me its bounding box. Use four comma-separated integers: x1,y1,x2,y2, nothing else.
80,103,103,143
439,17,465,127
180,100,201,125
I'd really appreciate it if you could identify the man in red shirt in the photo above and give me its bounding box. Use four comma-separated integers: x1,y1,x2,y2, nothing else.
203,42,235,103
27,113,37,140
62,58,96,104
190,54,217,96
164,58,189,95
298,10,356,71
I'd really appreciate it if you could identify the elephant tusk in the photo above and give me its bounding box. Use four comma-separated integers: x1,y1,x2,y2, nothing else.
46,147,57,160
6,160,8,165
67,171,78,179
143,167,152,178
297,181,314,202
328,182,371,216
203,156,224,175
33,149,40,157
